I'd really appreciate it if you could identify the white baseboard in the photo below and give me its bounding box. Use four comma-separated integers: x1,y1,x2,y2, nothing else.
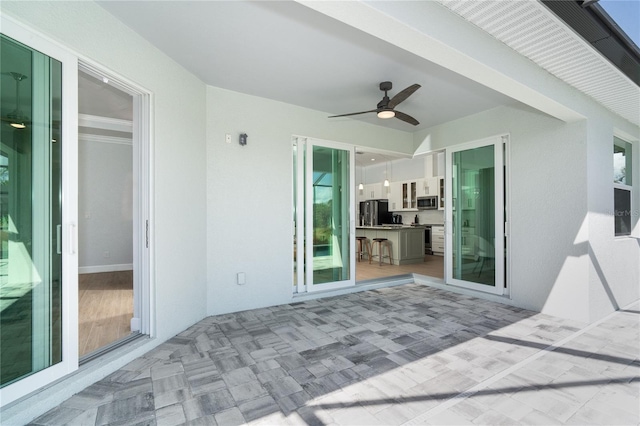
79,264,133,274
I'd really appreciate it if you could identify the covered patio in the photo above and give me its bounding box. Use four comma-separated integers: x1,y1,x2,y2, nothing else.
30,284,639,425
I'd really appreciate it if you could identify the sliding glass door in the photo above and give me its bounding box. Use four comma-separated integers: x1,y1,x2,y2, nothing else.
0,32,64,386
0,23,78,406
293,137,355,293
445,136,505,295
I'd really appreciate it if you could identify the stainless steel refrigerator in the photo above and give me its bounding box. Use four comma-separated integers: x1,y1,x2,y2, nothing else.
359,199,392,226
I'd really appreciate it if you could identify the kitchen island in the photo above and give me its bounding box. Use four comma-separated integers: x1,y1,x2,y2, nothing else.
356,225,425,265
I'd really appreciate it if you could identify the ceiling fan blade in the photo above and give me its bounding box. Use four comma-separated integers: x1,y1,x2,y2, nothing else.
394,110,419,126
388,84,421,109
328,109,378,118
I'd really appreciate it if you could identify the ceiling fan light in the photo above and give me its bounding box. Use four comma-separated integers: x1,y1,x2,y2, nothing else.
377,110,395,119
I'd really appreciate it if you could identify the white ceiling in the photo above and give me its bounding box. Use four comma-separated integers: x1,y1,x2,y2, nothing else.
95,1,518,133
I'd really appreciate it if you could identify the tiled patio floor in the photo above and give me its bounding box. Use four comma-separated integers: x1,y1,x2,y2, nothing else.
30,284,639,425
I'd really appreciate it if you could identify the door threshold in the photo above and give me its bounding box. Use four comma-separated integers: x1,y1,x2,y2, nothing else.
79,332,145,365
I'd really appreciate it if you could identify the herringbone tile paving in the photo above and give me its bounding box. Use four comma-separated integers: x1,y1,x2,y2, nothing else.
29,284,639,425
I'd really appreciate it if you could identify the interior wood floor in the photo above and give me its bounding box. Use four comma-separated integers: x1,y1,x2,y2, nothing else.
78,271,133,357
355,254,444,281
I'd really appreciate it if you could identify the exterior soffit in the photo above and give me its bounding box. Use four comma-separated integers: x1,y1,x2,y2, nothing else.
437,0,639,127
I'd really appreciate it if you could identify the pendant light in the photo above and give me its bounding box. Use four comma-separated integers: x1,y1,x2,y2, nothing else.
5,72,29,129
358,166,364,192
383,161,390,187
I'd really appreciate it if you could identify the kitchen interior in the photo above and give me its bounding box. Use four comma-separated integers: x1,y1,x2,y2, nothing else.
355,150,445,281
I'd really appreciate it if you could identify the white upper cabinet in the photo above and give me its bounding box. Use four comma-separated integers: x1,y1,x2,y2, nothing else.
417,177,439,196
364,183,384,200
389,181,403,211
402,180,418,210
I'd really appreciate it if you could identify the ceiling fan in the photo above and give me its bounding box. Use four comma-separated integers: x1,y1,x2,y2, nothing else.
329,81,421,126
1,72,30,129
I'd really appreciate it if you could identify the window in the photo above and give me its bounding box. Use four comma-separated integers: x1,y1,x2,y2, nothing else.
614,137,633,236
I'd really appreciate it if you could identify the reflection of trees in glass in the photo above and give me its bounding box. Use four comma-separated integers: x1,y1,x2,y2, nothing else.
614,167,626,184
0,166,7,185
314,200,332,244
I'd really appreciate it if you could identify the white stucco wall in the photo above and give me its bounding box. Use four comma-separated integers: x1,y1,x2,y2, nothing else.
586,121,640,322
206,86,413,316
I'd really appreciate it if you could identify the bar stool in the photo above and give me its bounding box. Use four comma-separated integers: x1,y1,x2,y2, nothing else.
355,236,371,262
370,238,393,265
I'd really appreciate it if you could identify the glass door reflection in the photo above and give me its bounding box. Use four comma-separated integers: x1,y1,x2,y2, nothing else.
310,145,351,286
447,136,505,295
0,34,63,387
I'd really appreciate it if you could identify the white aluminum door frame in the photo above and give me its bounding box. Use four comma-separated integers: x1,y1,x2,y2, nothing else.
445,135,506,295
294,136,356,293
77,62,153,338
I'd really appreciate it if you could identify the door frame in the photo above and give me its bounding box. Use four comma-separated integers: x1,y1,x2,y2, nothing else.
77,62,153,339
293,136,356,293
444,135,508,295
0,14,79,407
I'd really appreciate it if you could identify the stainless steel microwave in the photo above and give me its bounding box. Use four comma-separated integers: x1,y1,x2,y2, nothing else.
417,196,438,210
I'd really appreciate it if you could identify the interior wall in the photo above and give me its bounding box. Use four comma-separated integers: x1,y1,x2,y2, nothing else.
206,86,413,316
78,136,133,273
359,157,425,184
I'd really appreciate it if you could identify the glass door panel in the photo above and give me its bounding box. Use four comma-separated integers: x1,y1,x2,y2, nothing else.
310,145,351,286
0,34,63,387
293,137,355,293
446,137,504,295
